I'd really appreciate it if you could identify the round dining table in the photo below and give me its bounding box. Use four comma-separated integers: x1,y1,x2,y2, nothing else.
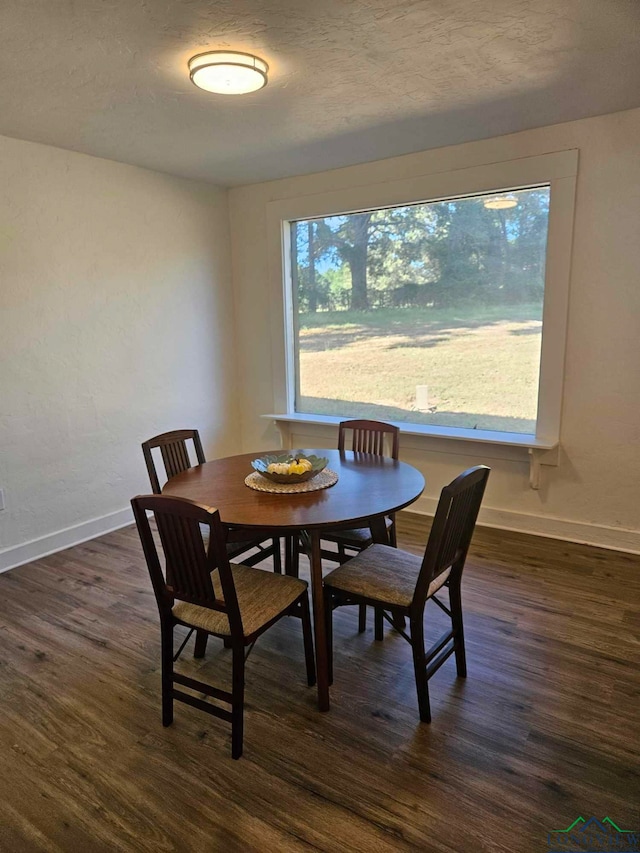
163,448,425,711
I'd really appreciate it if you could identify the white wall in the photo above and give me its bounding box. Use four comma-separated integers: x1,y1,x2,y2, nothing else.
228,107,640,552
0,135,238,569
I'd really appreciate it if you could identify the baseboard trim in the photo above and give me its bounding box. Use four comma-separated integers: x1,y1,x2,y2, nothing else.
2,498,638,575
0,507,134,574
401,500,640,555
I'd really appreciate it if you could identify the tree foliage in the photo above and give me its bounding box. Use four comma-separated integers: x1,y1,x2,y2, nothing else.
292,188,549,312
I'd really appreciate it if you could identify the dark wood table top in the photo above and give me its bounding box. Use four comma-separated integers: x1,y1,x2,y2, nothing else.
162,449,425,532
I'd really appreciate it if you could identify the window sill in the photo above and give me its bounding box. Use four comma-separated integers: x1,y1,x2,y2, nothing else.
262,413,559,489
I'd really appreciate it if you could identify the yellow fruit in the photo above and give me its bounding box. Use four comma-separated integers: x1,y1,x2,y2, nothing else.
298,458,313,472
288,462,307,475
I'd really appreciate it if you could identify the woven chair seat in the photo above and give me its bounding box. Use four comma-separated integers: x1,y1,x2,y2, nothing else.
196,528,268,559
322,516,393,548
324,544,450,609
225,534,268,558
173,565,307,638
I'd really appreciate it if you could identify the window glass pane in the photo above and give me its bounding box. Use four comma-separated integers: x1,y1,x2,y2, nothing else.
290,187,550,434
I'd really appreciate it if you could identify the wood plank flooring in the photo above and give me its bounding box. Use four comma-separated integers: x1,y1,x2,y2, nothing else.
0,516,638,852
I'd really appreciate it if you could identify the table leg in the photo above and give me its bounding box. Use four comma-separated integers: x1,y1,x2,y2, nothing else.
369,515,390,545
308,529,330,711
284,534,299,578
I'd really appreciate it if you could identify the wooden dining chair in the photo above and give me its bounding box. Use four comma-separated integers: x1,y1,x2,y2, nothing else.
131,494,316,759
301,420,400,632
142,429,282,572
330,419,400,553
323,465,490,723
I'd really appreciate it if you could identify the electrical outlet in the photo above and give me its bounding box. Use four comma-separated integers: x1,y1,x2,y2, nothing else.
0,489,5,511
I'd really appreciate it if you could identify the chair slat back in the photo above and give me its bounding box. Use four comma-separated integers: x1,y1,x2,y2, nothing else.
338,419,400,459
413,466,490,610
142,429,206,494
131,495,243,635
156,511,215,605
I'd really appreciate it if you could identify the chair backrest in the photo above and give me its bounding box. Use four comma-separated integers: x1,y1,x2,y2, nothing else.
412,466,490,612
142,429,206,494
338,419,400,459
131,494,242,635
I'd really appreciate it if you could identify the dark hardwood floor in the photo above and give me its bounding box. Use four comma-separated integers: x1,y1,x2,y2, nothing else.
0,516,638,852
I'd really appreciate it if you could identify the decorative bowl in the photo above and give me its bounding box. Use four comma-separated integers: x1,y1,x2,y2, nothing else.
251,453,328,484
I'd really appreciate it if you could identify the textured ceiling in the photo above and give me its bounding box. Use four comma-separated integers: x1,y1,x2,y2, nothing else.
1,0,639,186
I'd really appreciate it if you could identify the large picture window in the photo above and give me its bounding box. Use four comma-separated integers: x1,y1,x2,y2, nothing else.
268,150,576,452
290,187,550,435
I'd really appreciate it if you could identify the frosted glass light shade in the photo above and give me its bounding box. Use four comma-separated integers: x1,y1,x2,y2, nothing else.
483,194,518,210
189,51,268,94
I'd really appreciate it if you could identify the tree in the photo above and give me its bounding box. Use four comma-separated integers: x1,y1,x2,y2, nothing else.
315,212,373,310
307,221,317,313
292,219,330,313
292,187,550,313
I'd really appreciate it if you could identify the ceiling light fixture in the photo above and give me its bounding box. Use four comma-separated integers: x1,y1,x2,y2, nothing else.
483,194,518,210
188,50,268,95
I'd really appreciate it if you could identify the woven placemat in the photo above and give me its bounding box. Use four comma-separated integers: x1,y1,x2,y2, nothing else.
244,469,338,494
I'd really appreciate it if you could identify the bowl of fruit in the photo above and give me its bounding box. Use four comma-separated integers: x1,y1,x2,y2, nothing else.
251,452,328,484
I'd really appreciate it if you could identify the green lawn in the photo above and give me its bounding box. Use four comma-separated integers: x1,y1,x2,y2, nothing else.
296,304,543,433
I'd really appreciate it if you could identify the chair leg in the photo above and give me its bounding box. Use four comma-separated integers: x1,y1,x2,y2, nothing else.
392,613,407,632
358,603,367,633
161,622,174,727
324,589,334,685
374,606,384,641
449,582,467,678
272,537,282,574
299,595,316,686
231,643,245,760
284,535,300,578
410,616,431,723
337,543,347,564
193,630,208,659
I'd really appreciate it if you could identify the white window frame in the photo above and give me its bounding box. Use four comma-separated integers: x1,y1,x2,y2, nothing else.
264,150,578,485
